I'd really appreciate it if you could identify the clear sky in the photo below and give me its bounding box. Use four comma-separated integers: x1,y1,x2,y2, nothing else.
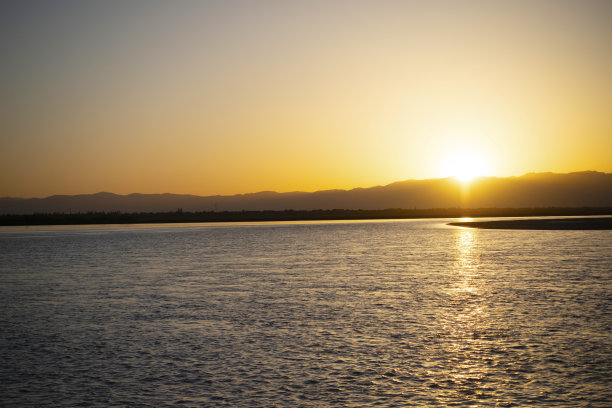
2,0,611,198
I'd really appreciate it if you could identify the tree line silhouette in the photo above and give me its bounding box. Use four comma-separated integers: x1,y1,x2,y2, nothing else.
1,207,611,226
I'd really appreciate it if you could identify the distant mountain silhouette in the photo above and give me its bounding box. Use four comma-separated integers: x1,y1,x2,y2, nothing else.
1,171,611,215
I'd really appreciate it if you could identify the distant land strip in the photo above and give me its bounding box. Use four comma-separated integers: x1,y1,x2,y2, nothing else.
448,217,612,230
2,207,612,226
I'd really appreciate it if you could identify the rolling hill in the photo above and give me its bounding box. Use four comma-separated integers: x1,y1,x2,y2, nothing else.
1,172,611,215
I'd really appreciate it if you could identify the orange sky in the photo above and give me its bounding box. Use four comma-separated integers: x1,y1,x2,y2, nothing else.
2,0,611,198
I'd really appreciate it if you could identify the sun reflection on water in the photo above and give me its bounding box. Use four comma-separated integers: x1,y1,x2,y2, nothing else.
435,226,497,401
455,226,479,288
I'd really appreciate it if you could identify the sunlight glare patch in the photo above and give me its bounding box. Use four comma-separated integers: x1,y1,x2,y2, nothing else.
440,148,489,183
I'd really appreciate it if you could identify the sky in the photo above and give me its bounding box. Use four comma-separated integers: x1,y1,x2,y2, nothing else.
1,0,611,198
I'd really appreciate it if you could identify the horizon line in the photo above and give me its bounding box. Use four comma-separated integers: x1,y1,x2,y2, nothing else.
2,170,609,200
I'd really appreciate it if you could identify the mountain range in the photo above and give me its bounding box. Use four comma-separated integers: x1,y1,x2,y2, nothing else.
1,172,611,215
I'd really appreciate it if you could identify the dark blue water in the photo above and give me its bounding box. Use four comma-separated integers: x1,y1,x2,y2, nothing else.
1,219,611,406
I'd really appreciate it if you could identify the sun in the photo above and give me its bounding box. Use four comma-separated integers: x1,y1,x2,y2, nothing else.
440,148,489,182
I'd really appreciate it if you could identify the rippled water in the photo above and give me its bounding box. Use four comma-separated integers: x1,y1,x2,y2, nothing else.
1,219,611,407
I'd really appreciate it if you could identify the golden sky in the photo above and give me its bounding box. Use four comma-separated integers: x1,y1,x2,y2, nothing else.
2,0,611,197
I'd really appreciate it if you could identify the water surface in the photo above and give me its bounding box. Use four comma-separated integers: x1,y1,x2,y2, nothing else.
1,219,610,406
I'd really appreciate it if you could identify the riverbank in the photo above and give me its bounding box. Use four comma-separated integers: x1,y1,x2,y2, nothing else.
448,217,612,230
2,207,612,226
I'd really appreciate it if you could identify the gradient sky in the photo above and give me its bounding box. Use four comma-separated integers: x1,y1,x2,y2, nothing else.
2,0,611,197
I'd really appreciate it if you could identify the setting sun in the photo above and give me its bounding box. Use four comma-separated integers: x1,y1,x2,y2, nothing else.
440,148,490,182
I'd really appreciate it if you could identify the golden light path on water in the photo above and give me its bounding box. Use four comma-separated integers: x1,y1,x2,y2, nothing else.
437,225,496,401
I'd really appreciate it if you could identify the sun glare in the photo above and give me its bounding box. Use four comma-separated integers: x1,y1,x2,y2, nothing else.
440,148,489,183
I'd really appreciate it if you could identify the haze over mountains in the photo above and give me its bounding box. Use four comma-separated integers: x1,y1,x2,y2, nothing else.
1,172,611,215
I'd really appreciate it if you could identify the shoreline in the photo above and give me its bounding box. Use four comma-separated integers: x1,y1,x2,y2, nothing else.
1,207,612,227
448,217,612,230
